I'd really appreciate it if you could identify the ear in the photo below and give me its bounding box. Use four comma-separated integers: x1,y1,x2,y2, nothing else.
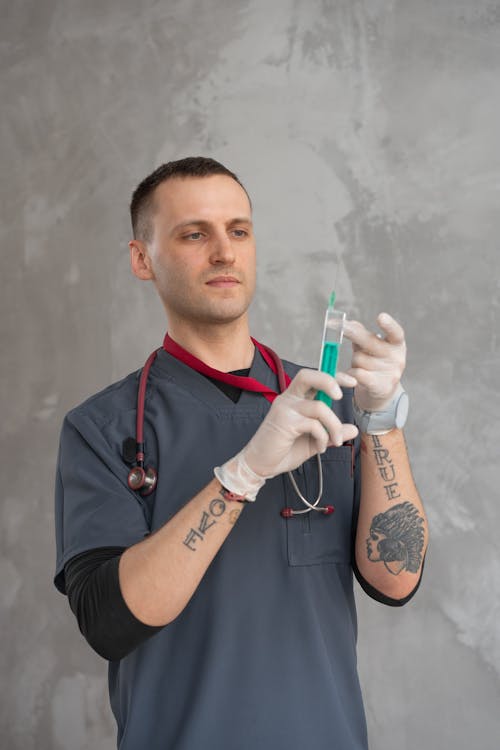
129,240,155,281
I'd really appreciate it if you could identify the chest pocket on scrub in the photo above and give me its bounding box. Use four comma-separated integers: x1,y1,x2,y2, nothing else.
285,445,355,567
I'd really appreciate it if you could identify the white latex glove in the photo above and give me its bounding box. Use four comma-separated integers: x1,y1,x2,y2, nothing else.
214,369,358,501
343,313,406,412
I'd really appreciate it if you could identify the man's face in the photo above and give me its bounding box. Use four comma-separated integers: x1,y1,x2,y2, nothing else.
144,175,256,327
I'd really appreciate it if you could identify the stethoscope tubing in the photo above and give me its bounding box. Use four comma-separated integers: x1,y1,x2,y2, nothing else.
131,343,331,516
135,349,160,467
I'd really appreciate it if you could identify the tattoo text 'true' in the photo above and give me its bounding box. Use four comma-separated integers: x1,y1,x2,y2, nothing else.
370,435,401,502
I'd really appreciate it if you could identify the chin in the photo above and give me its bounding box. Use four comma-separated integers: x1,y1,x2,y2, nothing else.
166,294,250,326
205,311,248,325
202,300,251,324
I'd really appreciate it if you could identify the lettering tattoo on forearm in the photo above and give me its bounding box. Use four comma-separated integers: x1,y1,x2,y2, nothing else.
369,435,401,501
182,493,239,551
366,502,425,575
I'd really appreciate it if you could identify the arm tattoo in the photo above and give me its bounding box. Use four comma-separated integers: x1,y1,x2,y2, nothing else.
183,493,227,551
365,502,425,575
369,435,402,502
228,508,242,525
181,490,242,551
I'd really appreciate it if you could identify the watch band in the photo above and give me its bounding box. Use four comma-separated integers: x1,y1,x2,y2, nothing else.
219,486,249,503
352,384,409,435
213,459,264,503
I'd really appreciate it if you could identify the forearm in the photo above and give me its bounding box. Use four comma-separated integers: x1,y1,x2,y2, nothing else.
355,428,428,601
119,477,244,626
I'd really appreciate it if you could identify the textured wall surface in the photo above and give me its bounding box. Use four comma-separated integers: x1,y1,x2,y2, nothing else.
1,1,499,748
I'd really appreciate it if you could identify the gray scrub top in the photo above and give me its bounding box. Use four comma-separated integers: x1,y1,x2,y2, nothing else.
55,346,367,750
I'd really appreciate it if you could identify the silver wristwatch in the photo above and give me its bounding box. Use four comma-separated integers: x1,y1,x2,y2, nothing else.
352,384,409,435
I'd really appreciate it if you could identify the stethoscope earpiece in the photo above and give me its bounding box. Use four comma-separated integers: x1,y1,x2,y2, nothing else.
280,504,335,518
281,454,335,518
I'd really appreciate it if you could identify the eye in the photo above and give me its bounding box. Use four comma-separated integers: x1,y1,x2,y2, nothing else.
183,232,203,241
231,229,248,238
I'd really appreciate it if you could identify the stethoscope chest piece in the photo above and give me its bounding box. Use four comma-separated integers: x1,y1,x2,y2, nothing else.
127,464,158,496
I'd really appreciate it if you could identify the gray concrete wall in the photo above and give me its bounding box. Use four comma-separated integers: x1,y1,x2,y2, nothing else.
1,1,499,748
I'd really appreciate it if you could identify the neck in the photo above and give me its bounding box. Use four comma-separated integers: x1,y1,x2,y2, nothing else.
166,317,254,371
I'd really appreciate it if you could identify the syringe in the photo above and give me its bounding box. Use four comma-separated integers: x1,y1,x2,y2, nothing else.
316,291,346,408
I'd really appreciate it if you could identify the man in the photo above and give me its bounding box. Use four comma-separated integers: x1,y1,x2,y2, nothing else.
54,157,428,750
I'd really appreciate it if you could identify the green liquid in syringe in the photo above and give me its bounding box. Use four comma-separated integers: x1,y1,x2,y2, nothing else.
317,341,339,408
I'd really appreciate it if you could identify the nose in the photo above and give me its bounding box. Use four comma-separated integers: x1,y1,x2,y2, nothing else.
208,232,235,265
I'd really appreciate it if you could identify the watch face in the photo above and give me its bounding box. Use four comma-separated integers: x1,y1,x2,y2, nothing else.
395,391,409,428
353,388,408,433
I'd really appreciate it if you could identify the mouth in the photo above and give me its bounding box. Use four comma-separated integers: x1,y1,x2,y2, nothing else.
206,276,241,288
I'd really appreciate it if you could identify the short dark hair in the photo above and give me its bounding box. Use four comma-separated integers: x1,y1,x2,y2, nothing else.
130,156,250,242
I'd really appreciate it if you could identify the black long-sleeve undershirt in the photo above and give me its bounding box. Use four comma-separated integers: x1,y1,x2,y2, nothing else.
65,546,162,661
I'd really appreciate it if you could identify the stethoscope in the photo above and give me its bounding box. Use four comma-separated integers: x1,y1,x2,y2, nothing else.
126,345,336,517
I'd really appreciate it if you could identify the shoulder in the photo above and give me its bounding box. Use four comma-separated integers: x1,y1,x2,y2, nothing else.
64,368,141,431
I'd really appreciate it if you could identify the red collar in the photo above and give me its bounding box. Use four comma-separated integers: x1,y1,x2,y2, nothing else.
163,333,290,403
